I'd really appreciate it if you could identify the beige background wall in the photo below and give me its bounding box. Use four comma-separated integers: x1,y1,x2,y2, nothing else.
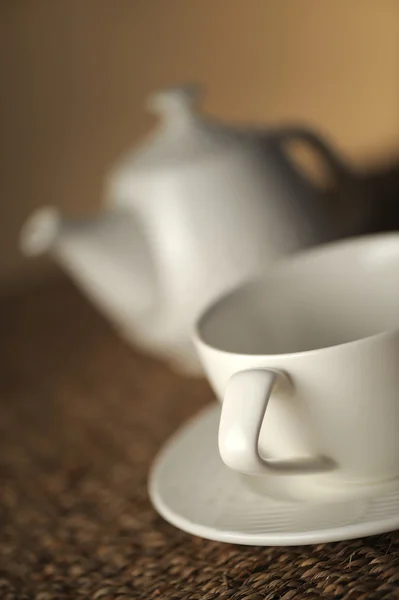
1,0,398,292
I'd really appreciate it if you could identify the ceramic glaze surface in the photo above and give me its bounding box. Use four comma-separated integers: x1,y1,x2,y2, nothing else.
194,234,399,496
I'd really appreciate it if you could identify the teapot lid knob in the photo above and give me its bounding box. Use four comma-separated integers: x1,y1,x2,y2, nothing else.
147,84,201,120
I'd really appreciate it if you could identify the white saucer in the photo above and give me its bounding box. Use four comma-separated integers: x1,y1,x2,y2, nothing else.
149,403,399,546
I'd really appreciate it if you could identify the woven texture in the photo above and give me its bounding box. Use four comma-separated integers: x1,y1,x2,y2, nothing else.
0,278,399,600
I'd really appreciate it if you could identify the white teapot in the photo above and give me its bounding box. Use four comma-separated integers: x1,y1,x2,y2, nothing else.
20,85,367,374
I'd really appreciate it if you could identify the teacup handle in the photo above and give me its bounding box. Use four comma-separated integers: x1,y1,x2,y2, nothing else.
219,369,336,475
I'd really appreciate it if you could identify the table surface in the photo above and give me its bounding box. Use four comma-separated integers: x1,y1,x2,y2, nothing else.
1,277,399,600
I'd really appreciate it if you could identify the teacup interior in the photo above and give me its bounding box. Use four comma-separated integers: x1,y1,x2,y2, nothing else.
198,235,399,355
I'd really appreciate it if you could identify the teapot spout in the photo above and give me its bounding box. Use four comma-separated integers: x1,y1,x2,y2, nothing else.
20,205,159,345
20,206,62,256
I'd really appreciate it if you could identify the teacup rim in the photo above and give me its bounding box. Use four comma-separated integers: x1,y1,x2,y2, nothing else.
194,231,399,359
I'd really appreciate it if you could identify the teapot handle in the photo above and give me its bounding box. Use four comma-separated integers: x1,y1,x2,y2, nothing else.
270,126,353,186
269,126,369,238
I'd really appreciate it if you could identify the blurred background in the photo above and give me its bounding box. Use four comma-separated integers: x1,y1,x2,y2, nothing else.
1,0,398,294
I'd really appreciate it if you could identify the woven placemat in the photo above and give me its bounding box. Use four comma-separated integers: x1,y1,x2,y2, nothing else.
0,278,398,600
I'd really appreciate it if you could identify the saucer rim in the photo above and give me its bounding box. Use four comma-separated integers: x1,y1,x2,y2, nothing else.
148,403,399,546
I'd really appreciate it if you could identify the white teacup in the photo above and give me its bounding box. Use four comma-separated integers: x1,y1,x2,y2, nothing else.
194,233,399,501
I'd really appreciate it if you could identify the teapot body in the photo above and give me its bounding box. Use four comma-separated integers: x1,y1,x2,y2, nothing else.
21,85,368,374
114,140,314,313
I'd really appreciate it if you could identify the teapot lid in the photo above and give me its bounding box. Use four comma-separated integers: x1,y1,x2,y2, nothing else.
111,85,245,181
